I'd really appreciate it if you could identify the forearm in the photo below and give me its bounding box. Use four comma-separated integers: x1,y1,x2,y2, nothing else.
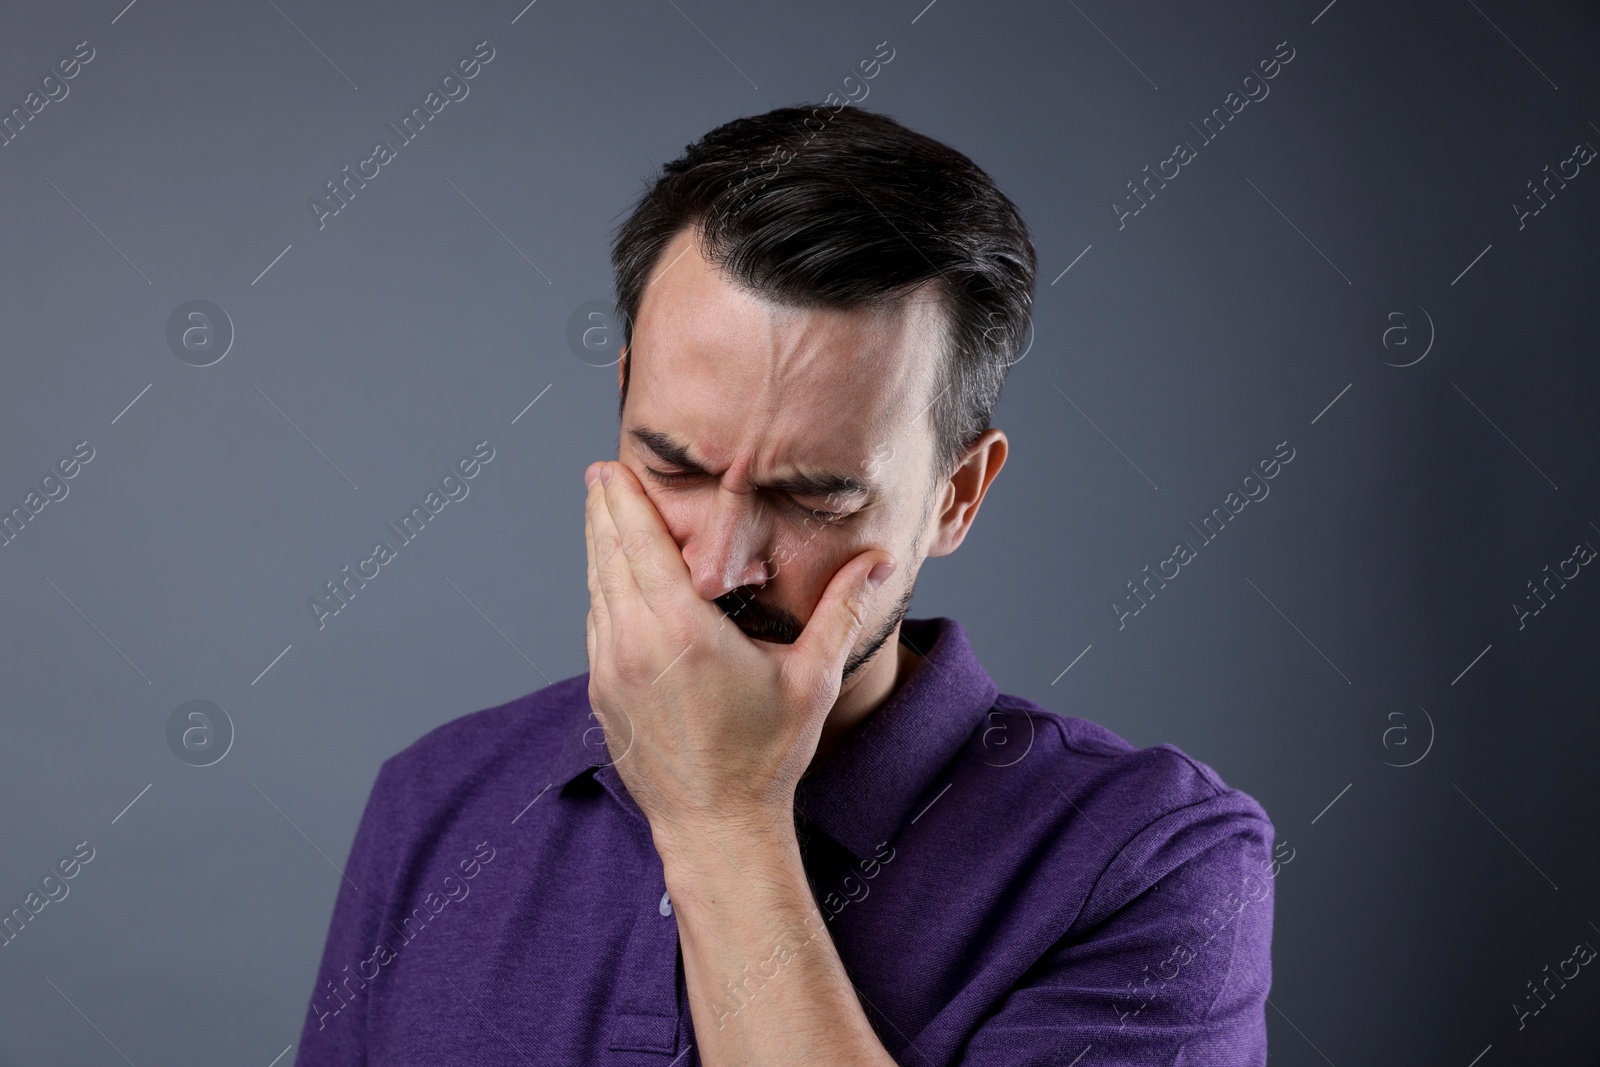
656,820,898,1067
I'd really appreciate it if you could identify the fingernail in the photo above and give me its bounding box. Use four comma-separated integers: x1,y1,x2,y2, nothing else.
584,463,601,490
600,462,614,486
867,560,896,588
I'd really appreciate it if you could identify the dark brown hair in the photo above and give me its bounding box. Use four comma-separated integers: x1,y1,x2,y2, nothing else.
610,104,1036,481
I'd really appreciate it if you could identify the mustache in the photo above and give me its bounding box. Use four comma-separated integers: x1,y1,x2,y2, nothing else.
715,573,917,684
714,588,802,643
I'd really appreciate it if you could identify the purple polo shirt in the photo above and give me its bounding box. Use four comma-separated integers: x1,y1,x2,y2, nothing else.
295,616,1274,1065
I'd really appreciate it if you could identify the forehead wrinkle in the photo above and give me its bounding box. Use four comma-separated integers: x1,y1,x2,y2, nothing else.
645,370,732,469
753,302,900,429
636,350,876,502
631,415,874,502
754,308,820,419
734,302,928,501
635,242,927,504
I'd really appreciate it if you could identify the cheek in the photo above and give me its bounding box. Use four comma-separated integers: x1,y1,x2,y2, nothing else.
769,516,882,585
767,532,834,583
648,491,692,545
633,478,702,549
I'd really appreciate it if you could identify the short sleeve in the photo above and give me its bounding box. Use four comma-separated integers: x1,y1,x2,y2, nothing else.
956,797,1276,1066
293,758,406,1066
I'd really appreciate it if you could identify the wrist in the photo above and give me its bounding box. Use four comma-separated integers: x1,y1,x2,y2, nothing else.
655,812,803,897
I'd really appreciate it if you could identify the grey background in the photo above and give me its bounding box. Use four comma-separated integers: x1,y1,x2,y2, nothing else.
2,0,1597,1063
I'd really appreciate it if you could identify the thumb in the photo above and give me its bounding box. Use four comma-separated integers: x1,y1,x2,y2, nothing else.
791,549,897,683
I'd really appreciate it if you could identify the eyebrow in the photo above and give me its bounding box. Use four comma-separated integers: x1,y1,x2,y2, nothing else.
628,426,871,501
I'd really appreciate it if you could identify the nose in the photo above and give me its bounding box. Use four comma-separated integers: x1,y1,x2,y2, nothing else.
679,484,774,602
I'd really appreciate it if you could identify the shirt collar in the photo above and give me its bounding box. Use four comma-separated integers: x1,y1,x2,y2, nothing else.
793,616,997,860
546,616,998,860
547,688,646,822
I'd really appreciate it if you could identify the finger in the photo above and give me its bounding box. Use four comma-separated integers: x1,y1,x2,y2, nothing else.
584,475,610,632
790,548,896,688
587,463,640,613
585,605,597,672
601,461,692,613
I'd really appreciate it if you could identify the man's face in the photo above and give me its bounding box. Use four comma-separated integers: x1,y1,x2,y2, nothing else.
617,225,946,684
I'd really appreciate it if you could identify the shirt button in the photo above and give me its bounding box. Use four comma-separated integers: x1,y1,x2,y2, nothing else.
659,890,673,917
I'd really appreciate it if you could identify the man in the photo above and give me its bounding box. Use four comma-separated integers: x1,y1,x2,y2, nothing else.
296,105,1275,1065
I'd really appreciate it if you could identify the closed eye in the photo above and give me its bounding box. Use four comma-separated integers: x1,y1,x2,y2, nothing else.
796,502,857,524
643,467,851,523
643,467,699,488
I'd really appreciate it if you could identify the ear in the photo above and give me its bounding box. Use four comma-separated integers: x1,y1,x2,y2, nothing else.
924,428,1007,559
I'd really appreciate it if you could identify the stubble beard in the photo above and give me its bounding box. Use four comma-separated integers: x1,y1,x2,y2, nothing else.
714,563,918,685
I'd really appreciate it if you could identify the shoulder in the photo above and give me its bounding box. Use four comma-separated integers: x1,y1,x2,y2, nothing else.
975,690,1269,819
370,672,592,819
962,691,1276,921
938,696,1277,1061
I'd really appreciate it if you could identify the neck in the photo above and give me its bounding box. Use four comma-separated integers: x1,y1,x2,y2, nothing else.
808,624,922,771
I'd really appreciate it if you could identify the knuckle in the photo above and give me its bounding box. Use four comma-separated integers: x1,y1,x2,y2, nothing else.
781,658,831,708
633,556,667,594
611,626,649,679
622,527,655,558
660,607,698,650
597,552,626,590
844,590,870,631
